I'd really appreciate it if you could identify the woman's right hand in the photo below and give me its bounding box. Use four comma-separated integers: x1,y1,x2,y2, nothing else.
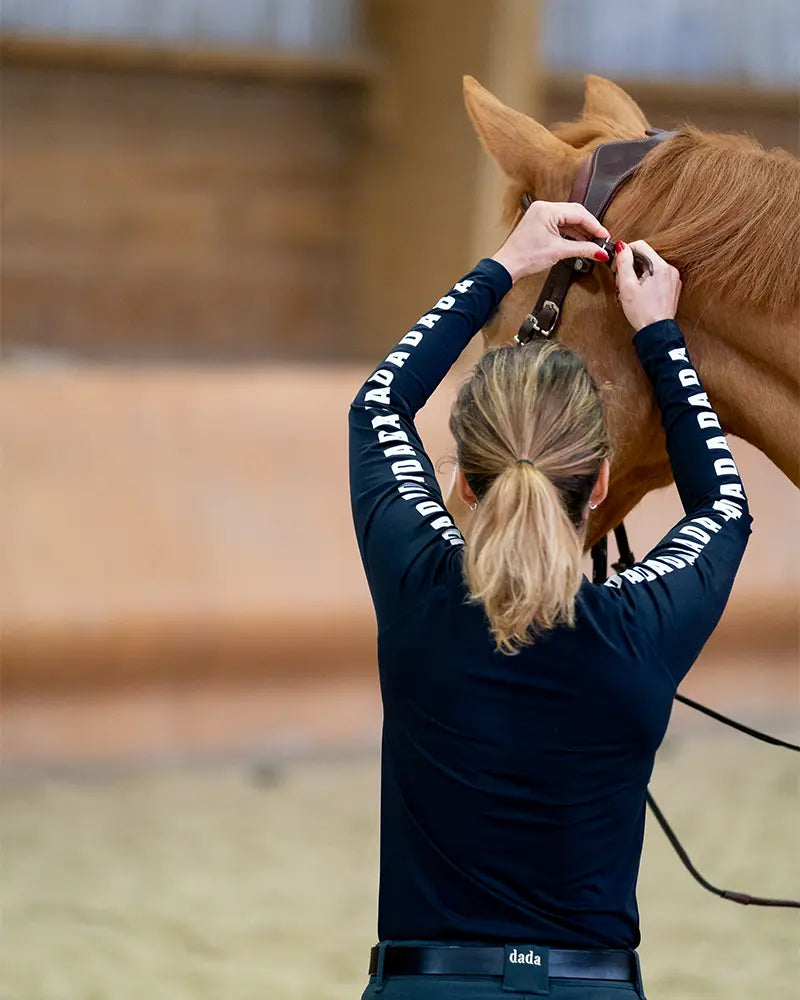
614,240,682,332
491,200,610,282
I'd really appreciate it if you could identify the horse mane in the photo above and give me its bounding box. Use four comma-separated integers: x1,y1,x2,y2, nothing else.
502,122,800,318
622,126,800,317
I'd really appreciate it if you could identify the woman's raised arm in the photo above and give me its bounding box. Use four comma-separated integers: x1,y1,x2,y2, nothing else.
603,244,751,683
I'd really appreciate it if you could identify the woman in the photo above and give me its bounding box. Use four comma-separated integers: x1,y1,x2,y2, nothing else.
349,201,750,999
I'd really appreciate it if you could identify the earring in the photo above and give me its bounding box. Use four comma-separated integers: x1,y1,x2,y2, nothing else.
468,501,478,511
589,502,597,510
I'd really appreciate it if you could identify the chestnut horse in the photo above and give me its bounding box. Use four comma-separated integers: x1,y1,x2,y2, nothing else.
451,75,800,547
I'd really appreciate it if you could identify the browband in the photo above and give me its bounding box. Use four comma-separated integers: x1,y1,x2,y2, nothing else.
516,129,677,344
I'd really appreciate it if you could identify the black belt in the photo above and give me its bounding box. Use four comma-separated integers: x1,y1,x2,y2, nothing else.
369,944,637,982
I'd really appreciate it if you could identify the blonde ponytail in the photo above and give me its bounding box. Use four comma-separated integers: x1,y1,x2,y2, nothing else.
449,340,609,654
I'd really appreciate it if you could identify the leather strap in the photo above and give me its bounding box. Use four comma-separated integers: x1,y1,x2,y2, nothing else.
516,259,575,342
579,132,676,222
516,130,677,345
590,524,637,585
368,944,638,982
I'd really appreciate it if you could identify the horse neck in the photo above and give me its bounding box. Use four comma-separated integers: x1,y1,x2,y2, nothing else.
605,181,800,486
677,301,800,485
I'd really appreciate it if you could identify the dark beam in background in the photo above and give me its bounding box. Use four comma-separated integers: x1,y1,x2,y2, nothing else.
353,0,539,358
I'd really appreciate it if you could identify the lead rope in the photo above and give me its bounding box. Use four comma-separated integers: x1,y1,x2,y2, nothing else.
673,693,800,753
644,792,800,908
591,527,800,908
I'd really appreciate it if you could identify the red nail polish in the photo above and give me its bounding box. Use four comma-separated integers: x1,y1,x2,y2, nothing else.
615,241,625,254
594,250,609,262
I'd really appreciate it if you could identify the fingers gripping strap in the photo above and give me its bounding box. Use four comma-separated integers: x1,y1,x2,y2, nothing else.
517,130,677,345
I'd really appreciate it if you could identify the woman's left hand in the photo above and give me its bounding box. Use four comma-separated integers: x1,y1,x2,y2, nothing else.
491,200,611,283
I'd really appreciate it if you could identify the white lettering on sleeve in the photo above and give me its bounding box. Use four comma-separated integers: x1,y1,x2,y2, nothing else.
644,558,673,576
391,459,424,476
371,413,401,430
368,369,394,387
714,457,739,477
687,391,711,408
720,483,746,499
672,536,705,555
377,429,409,444
416,501,444,517
365,386,391,405
681,524,711,545
385,351,410,368
713,498,744,520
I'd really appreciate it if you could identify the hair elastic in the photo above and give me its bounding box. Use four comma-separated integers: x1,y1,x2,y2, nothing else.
516,459,535,467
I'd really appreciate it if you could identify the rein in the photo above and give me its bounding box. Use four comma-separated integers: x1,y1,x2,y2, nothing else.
515,131,800,909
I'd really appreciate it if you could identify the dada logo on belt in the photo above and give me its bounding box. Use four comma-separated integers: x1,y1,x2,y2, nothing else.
503,945,550,993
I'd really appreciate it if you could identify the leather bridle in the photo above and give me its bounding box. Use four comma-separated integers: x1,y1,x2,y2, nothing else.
513,130,800,908
515,129,675,346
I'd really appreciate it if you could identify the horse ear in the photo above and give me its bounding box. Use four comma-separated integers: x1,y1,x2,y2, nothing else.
582,76,649,134
463,75,576,184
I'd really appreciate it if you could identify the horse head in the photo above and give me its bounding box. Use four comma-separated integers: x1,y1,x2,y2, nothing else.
462,75,800,546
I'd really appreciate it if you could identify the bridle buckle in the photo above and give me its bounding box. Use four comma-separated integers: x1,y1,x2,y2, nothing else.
514,300,560,345
538,299,560,334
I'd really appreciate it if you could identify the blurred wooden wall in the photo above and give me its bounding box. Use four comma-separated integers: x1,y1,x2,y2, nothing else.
1,3,541,364
2,35,798,364
1,37,371,362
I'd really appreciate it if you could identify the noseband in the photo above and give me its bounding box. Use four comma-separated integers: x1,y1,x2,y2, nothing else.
510,129,800,909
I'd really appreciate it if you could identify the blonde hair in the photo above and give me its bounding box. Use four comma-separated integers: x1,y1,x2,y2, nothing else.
450,340,610,654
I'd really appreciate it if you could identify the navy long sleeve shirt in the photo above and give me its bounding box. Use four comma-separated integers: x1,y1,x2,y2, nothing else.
349,259,751,950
